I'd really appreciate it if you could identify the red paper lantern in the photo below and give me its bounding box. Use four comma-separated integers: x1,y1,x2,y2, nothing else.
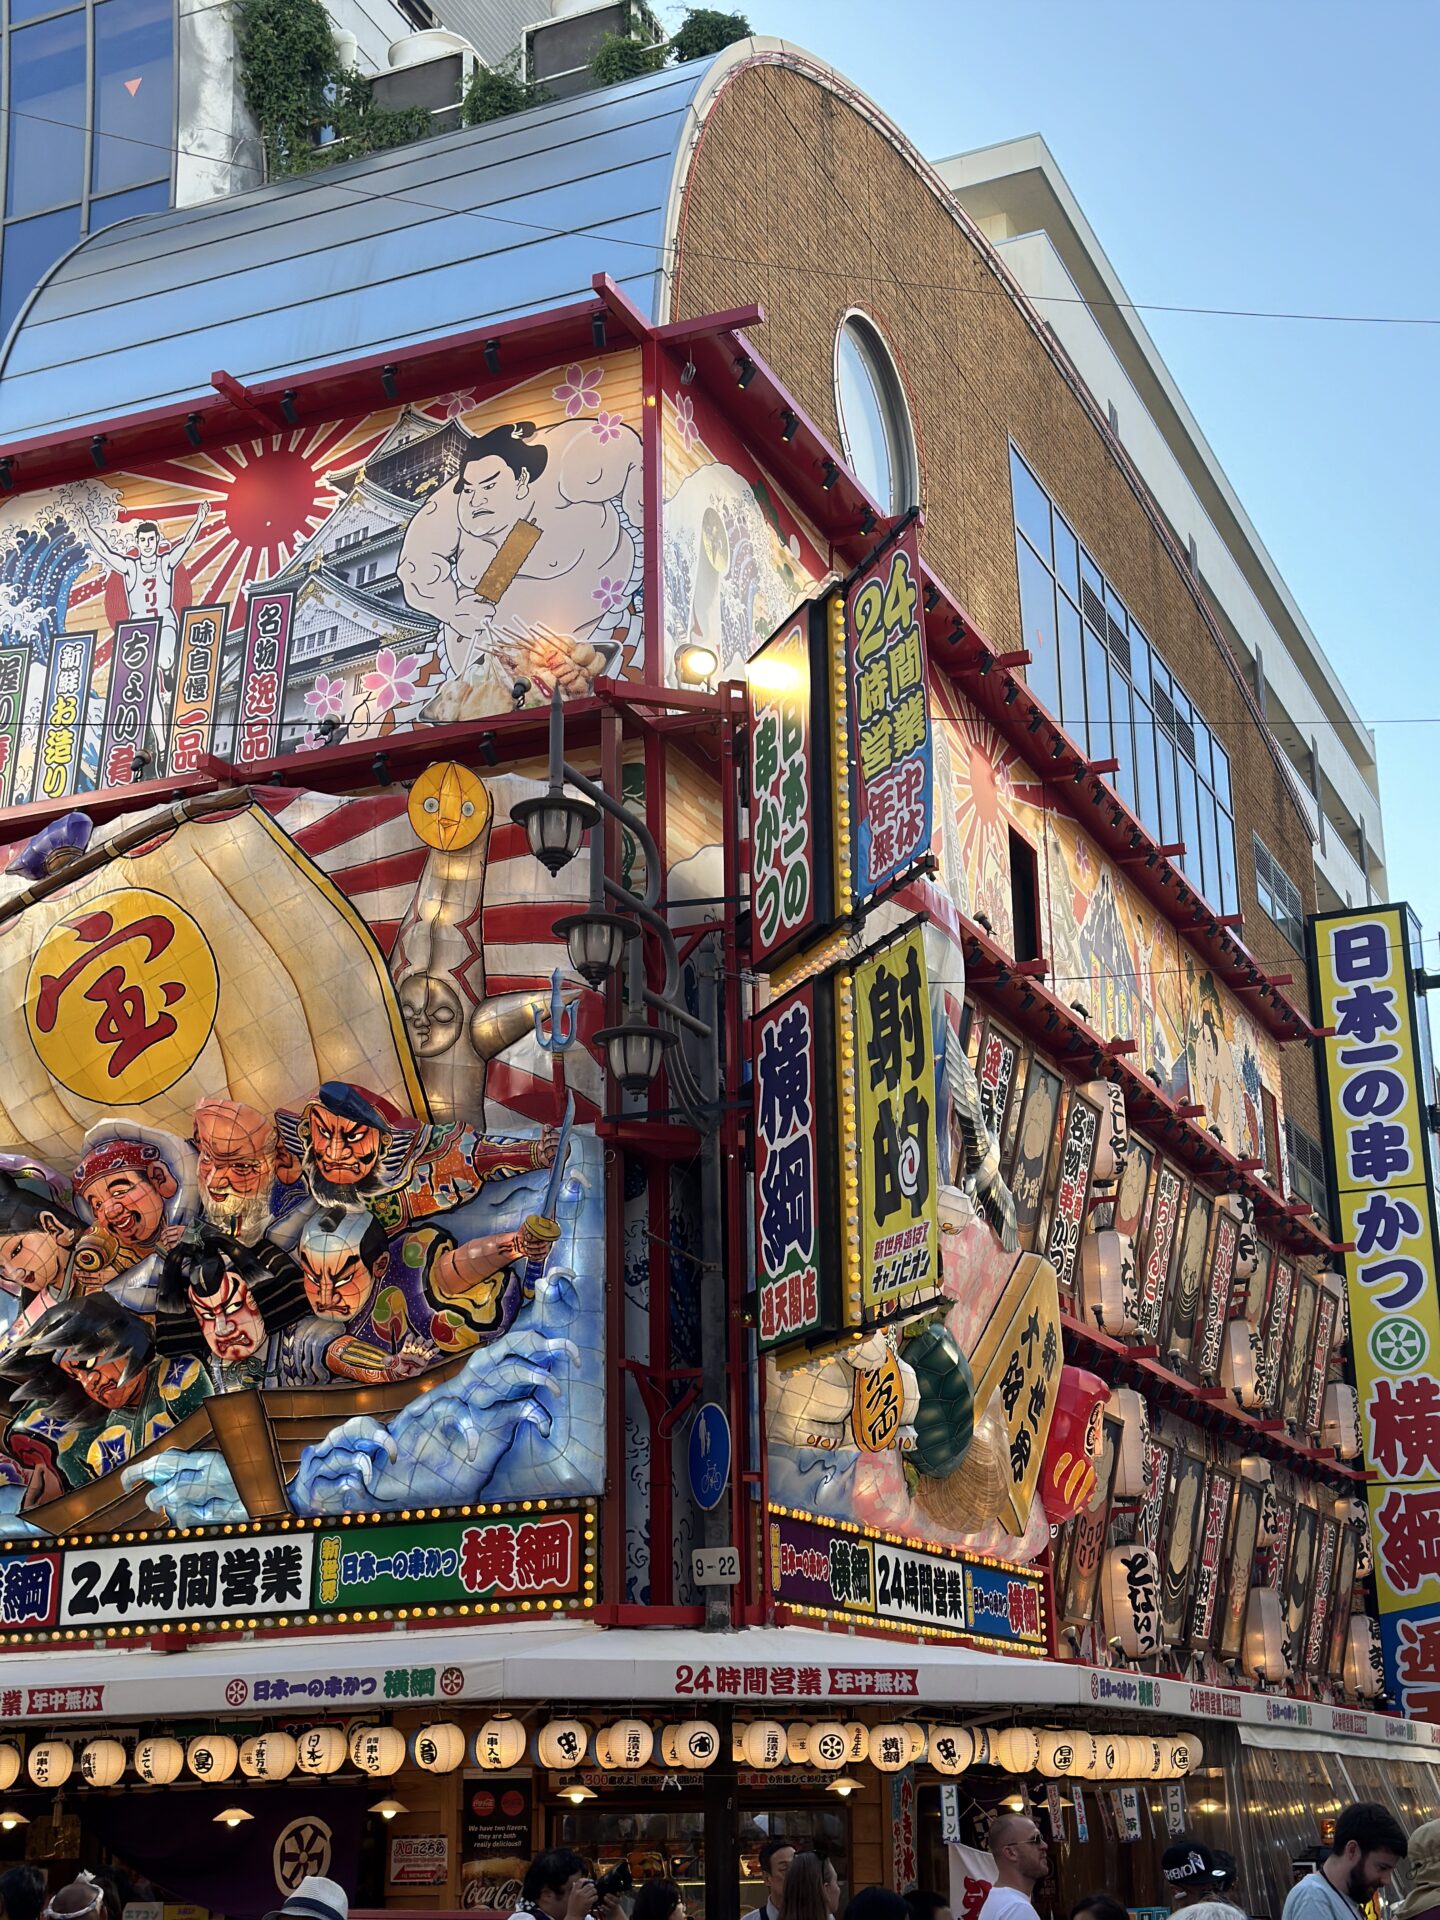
1040,1365,1111,1523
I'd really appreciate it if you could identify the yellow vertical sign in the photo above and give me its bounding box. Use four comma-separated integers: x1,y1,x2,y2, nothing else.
850,924,940,1320
1311,904,1440,1716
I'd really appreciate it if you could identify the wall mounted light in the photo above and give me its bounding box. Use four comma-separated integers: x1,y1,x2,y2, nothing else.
213,1809,253,1828
368,1799,409,1821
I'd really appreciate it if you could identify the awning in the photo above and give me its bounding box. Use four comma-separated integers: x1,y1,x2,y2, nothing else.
1238,1723,1440,1765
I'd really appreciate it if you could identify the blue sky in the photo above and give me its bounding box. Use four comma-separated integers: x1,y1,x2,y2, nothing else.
687,0,1440,945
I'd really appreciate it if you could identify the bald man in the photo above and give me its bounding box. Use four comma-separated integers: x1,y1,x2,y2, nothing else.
979,1814,1050,1920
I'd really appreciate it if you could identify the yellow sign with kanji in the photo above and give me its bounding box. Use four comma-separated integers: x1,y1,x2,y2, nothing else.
967,1253,1062,1533
849,924,941,1321
1311,903,1440,1717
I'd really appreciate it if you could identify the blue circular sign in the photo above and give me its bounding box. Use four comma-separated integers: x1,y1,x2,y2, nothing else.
688,1401,731,1512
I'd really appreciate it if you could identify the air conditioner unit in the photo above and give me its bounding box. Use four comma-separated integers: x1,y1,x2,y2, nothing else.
525,0,664,101
370,28,481,131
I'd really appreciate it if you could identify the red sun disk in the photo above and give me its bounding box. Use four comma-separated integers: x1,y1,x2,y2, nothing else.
221,445,328,571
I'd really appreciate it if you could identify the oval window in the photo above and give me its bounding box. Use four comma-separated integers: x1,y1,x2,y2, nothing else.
834,313,917,514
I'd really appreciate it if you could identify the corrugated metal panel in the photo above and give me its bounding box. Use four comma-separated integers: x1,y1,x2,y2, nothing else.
0,60,705,447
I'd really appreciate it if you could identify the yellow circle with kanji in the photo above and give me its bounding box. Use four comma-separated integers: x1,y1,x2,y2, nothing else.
25,887,220,1104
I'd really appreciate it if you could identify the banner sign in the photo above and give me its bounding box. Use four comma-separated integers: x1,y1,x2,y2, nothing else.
1310,903,1440,1717
1260,1256,1295,1411
0,646,26,807
754,978,837,1348
101,617,160,786
1196,1205,1238,1382
748,611,831,967
842,521,932,903
1137,1163,1183,1341
1187,1466,1233,1650
1044,1091,1099,1294
848,924,940,1321
0,1501,596,1642
235,588,294,765
167,603,226,777
1306,1288,1338,1440
767,1505,1047,1652
38,632,94,800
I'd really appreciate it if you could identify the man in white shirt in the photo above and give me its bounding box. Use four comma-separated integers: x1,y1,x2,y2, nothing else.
1282,1805,1408,1920
977,1815,1050,1920
743,1839,796,1920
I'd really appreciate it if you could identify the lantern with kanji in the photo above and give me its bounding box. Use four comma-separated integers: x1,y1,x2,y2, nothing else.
994,1728,1039,1776
1041,1367,1111,1523
1077,1078,1129,1185
350,1727,405,1776
807,1724,850,1773
1243,1588,1289,1683
1102,1544,1161,1657
1064,1734,1097,1778
1080,1230,1139,1337
608,1719,654,1770
134,1737,183,1785
674,1720,721,1768
297,1726,347,1775
241,1732,296,1780
867,1725,910,1772
1034,1731,1078,1779
474,1719,528,1771
187,1735,237,1782
0,1747,18,1793
27,1742,71,1788
538,1721,590,1770
1345,1616,1384,1699
742,1721,786,1770
1322,1384,1360,1459
1221,1319,1263,1410
1111,1387,1151,1498
1223,1192,1260,1281
411,1723,464,1773
79,1740,126,1787
928,1727,974,1776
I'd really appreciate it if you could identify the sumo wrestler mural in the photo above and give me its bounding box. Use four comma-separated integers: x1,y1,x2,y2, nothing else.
0,766,604,1535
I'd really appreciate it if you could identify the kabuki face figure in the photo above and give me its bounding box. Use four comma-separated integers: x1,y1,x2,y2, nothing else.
74,1140,177,1247
298,1207,391,1320
193,1099,274,1237
0,1216,71,1295
190,1266,267,1362
298,1084,409,1202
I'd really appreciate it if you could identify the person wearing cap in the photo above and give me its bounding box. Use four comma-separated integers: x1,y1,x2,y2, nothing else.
1161,1841,1246,1920
1394,1818,1440,1920
262,1876,349,1920
1282,1804,1409,1920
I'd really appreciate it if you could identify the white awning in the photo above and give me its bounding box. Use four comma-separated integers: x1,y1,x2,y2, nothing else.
1237,1723,1440,1765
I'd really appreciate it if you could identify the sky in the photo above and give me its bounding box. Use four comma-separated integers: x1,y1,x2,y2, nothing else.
667,0,1440,945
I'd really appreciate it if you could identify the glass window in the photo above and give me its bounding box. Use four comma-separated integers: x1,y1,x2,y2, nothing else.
1178,759,1201,882
88,176,168,234
1016,534,1059,715
0,201,79,337
835,314,916,514
1199,792,1220,908
1254,832,1304,950
1218,808,1238,916
1057,591,1084,735
1009,444,1051,565
1109,663,1135,811
1212,737,1232,809
93,0,174,193
9,0,77,22
1157,732,1179,844
7,10,86,216
1084,624,1111,762
1052,509,1078,599
1134,699,1160,838
1130,621,1152,702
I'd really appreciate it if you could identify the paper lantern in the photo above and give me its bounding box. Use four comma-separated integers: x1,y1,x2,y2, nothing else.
784,1723,812,1765
1258,1475,1283,1547
0,1746,18,1793
349,1726,406,1777
79,1740,126,1787
742,1720,786,1770
187,1735,237,1783
994,1727,1039,1776
134,1737,183,1785
1077,1079,1129,1185
659,1727,681,1768
1085,1733,1121,1780
538,1720,590,1771
297,1727,347,1775
674,1720,721,1769
1224,1193,1261,1280
1102,1544,1162,1657
1080,1230,1139,1337
608,1719,654,1771
928,1727,975,1776
1221,1319,1263,1410
410,1723,464,1774
27,1741,72,1788
806,1724,850,1773
1318,1272,1348,1349
1243,1587,1289,1683
1323,1384,1361,1459
1110,1387,1151,1497
841,1721,869,1763
1041,1367,1111,1523
475,1719,528,1771
867,1724,911,1772
1063,1733,1097,1778
1034,1731,1080,1779
240,1732,296,1780
1345,1616,1384,1699
968,1727,993,1768
1167,1734,1202,1775
1133,1736,1165,1778
901,1721,928,1763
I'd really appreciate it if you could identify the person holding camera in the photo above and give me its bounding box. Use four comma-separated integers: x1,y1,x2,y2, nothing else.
514,1851,630,1920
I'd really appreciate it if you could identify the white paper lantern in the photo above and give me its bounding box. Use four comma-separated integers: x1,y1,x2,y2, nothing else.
1221,1319,1263,1409
995,1727,1040,1775
538,1720,590,1771
1318,1272,1348,1349
79,1740,126,1787
1323,1384,1361,1459
594,1726,616,1768
901,1721,928,1763
659,1726,683,1769
928,1727,975,1776
1134,1736,1165,1778
296,1726,347,1775
1102,1544,1162,1657
1085,1733,1121,1780
1035,1731,1080,1778
1345,1616,1384,1699
134,1737,183,1785
475,1719,528,1771
742,1720,787,1770
1168,1734,1202,1775
1243,1587,1289,1683
187,1735,237,1783
807,1723,851,1773
1063,1733,1097,1778
784,1724,811,1765
868,1724,911,1772
349,1726,406,1777
28,1741,72,1788
410,1723,464,1774
608,1719,654,1771
674,1720,720,1769
1224,1193,1260,1280
0,1746,18,1793
841,1721,869,1763
240,1732,296,1781
1080,1230,1139,1337
1110,1388,1151,1497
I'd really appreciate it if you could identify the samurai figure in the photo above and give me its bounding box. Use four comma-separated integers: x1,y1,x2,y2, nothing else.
153,1227,335,1391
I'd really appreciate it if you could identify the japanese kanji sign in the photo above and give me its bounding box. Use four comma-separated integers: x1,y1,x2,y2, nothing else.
1310,903,1440,1717
754,979,837,1347
767,1507,1046,1651
38,633,94,801
748,612,831,967
966,1252,1062,1532
235,588,294,765
314,1509,589,1610
167,603,226,778
0,646,27,807
1044,1089,1099,1295
1137,1162,1183,1342
842,522,932,903
849,925,941,1319
100,617,160,786
29,1529,316,1628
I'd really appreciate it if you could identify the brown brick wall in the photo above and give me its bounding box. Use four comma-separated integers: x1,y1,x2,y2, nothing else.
669,55,1324,1150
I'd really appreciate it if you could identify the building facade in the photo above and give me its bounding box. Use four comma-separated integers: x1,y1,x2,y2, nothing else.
0,36,1425,1920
